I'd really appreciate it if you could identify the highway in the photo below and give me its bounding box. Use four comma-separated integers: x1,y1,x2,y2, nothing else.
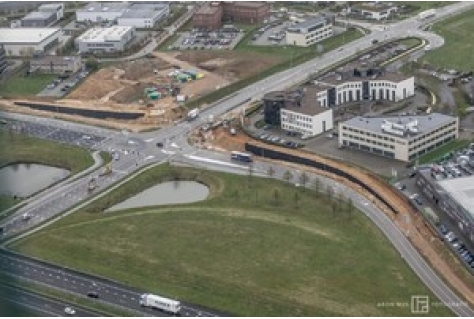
1,2,474,316
0,283,102,317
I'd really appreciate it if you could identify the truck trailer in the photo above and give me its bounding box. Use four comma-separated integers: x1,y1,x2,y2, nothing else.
418,9,436,20
139,294,181,314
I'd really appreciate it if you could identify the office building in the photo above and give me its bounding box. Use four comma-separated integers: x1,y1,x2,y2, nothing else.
339,113,459,162
0,28,61,56
222,2,270,24
348,2,398,20
0,45,7,74
314,66,415,108
76,26,135,53
286,16,333,47
76,2,129,23
193,4,223,30
21,11,58,27
38,3,65,20
29,55,83,74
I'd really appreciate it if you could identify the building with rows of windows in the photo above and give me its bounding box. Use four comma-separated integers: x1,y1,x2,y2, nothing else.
75,26,135,53
338,113,459,162
313,66,415,108
285,16,333,47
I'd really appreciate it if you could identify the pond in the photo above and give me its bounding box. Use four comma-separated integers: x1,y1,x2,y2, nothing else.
0,163,70,198
108,181,210,211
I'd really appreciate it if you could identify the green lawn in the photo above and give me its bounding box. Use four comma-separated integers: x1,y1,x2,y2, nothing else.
0,195,20,213
422,8,474,71
397,2,453,17
0,73,55,97
11,164,452,317
418,139,471,165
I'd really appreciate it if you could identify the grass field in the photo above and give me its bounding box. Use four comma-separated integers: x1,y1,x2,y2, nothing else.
11,164,452,317
0,72,55,97
422,8,474,71
0,130,94,210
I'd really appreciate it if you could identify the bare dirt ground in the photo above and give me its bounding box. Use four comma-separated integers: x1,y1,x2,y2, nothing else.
2,51,280,131
203,130,474,307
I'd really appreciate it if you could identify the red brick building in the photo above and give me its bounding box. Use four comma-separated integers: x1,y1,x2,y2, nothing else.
192,2,269,29
193,4,223,30
222,2,270,24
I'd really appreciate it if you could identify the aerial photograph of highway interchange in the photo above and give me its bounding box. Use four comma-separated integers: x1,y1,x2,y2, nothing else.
1,0,474,317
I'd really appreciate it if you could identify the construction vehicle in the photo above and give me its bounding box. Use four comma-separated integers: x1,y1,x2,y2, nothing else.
88,177,98,192
99,162,112,177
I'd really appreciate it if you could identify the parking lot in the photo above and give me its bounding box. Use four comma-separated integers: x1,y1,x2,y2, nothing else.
171,26,244,50
0,119,106,149
37,70,90,98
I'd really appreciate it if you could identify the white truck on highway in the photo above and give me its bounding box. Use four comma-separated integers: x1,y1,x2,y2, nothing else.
418,9,436,20
139,293,181,314
187,108,199,121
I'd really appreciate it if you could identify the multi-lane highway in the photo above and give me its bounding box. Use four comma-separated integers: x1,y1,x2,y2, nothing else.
2,2,474,316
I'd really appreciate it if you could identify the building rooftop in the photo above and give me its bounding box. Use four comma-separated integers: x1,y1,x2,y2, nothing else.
283,86,331,116
38,3,63,10
438,175,474,219
31,55,81,64
129,3,168,11
22,10,56,21
77,26,134,42
342,113,456,140
287,15,327,33
353,2,398,13
0,28,60,44
227,1,267,8
120,9,161,19
78,2,129,14
195,5,221,15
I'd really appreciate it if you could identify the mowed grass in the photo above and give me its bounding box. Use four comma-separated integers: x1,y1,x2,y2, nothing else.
423,8,474,70
0,72,55,97
12,165,452,316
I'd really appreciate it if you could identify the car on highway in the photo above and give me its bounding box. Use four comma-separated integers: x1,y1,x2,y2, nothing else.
156,142,164,148
64,307,76,315
394,183,406,191
87,291,99,298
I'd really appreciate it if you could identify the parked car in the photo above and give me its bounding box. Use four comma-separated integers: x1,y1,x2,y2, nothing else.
87,291,99,298
438,224,448,235
156,142,164,148
64,307,76,315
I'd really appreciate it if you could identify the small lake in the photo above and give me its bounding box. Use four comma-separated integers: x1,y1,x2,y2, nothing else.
108,181,210,211
0,163,70,198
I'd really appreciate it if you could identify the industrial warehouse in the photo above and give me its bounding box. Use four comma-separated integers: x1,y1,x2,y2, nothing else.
75,26,135,53
0,28,61,56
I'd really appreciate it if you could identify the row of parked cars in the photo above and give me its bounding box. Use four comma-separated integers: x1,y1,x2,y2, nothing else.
258,132,302,149
438,224,474,269
46,70,89,92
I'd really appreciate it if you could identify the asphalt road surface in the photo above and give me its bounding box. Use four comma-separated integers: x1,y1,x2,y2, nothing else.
0,283,102,317
1,2,474,316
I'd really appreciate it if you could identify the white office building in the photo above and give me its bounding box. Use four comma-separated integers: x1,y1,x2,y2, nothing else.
76,26,135,53
0,28,61,56
339,113,459,162
314,67,415,108
76,2,129,23
280,87,334,136
348,3,398,20
38,3,65,20
286,16,333,47
117,4,169,28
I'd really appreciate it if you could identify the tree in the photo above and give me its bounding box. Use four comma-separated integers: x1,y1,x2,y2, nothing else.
294,192,300,208
85,57,99,71
326,185,333,201
283,170,293,184
332,200,337,218
346,198,354,219
247,163,254,188
272,188,280,205
313,177,321,196
267,166,275,178
337,192,345,212
299,172,309,190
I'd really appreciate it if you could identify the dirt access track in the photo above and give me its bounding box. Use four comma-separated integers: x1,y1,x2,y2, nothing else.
1,51,280,132
205,131,474,308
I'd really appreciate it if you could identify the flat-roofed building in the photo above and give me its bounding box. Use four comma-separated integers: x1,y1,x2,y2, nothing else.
38,3,65,20
29,55,83,74
280,86,334,137
0,28,61,56
339,113,459,162
76,26,135,53
21,11,57,27
117,4,169,28
193,4,223,30
349,2,398,20
416,168,474,245
222,2,269,24
286,15,333,47
76,2,129,23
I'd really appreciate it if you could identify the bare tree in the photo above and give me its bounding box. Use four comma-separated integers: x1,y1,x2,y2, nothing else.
283,170,293,184
267,166,275,178
346,197,354,219
294,191,300,208
313,177,321,196
272,188,280,205
337,192,345,212
331,200,337,218
326,185,333,201
247,163,254,188
299,171,309,190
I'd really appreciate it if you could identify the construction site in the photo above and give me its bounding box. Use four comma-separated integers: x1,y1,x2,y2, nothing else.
0,51,281,132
